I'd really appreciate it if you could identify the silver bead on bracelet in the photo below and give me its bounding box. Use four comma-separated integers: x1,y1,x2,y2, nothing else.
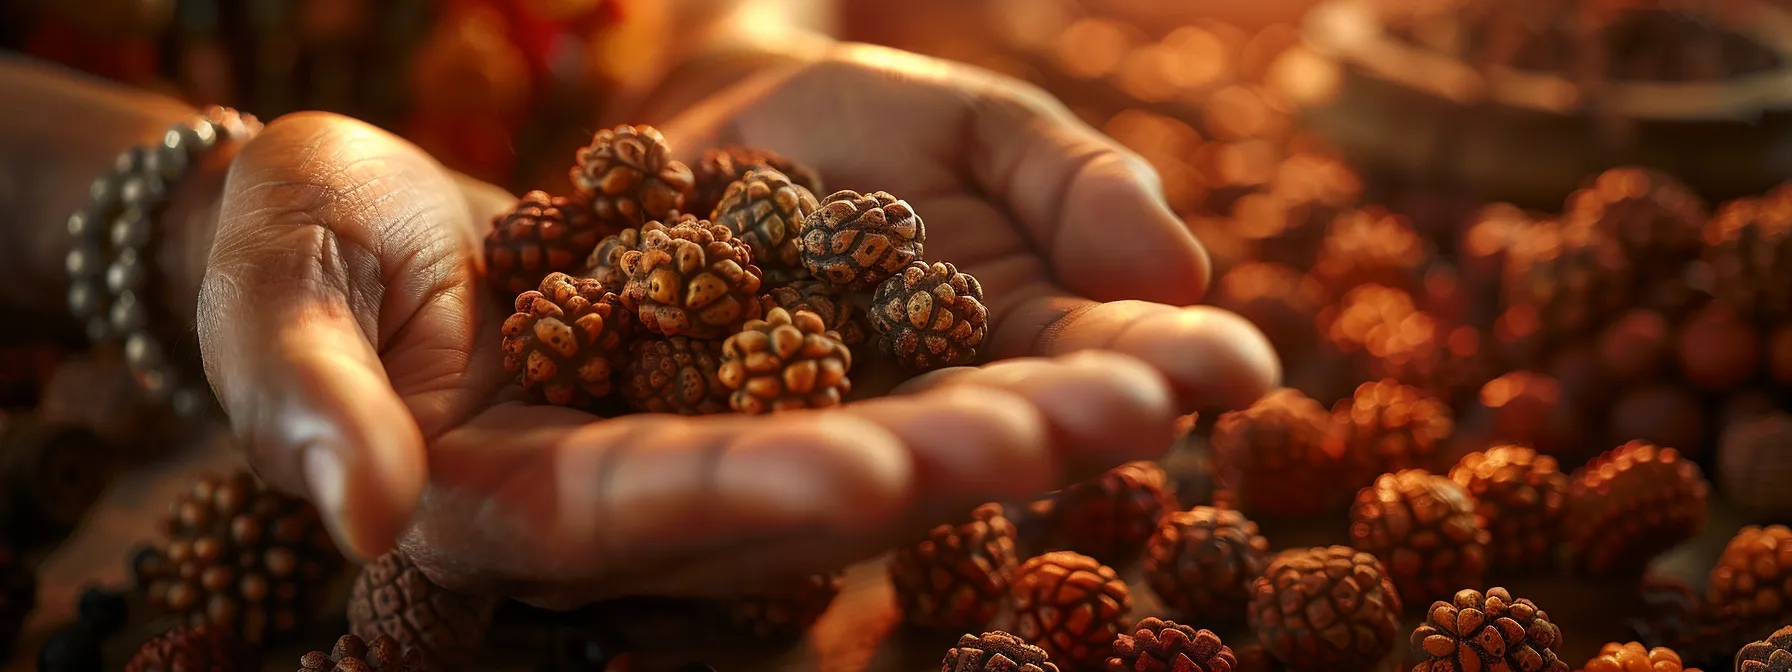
66,106,262,419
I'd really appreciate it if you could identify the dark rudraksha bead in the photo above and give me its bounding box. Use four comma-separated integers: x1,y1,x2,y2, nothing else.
1501,219,1632,342
134,469,342,644
1448,446,1567,572
1143,506,1269,625
1739,627,1792,672
1349,470,1490,604
123,625,257,672
1562,442,1708,575
1328,380,1455,484
867,261,988,372
569,125,694,226
889,503,1019,631
1719,411,1792,522
1577,642,1701,672
1211,389,1346,518
1248,546,1401,670
347,550,498,671
943,631,1061,672
798,190,925,291
1011,551,1132,671
1563,167,1707,270
689,145,824,221
711,168,820,287
1037,461,1177,564
1106,618,1237,672
297,634,424,672
1410,587,1568,672
1705,526,1792,643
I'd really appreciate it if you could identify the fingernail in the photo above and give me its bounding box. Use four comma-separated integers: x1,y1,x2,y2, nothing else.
301,446,359,557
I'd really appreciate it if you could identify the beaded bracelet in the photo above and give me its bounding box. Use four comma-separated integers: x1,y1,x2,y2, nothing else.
65,106,262,419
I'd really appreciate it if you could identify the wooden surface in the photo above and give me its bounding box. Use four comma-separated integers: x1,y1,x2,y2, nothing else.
0,431,1756,672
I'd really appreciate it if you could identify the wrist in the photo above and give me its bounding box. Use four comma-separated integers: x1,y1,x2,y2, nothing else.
156,139,238,330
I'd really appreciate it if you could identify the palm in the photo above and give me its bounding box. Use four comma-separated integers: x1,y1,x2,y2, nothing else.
205,46,1276,606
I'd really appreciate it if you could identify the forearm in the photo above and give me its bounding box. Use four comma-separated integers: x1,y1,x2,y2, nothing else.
0,54,225,340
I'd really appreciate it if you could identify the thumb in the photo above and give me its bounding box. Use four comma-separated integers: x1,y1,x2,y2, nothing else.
199,112,447,560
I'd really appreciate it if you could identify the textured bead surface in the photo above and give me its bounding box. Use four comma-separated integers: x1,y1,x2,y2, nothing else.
711,168,819,287
797,190,925,290
942,631,1061,672
1449,446,1568,571
1349,470,1490,604
500,273,633,410
620,217,764,339
867,261,988,372
718,308,852,414
1247,546,1400,670
1012,551,1133,671
888,503,1018,631
1143,507,1270,625
348,551,497,671
1562,442,1708,575
569,125,693,226
1409,587,1568,672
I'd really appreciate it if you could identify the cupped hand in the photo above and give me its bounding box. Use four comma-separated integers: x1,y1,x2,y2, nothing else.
196,43,1277,606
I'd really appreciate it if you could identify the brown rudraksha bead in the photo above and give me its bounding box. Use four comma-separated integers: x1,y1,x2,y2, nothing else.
711,168,820,287
1501,219,1632,342
1706,526,1792,639
1248,546,1401,670
689,145,824,221
758,279,868,346
298,634,424,672
483,191,608,297
1211,388,1347,518
1012,551,1132,671
1563,166,1707,270
1410,587,1568,672
569,125,694,226
867,261,988,372
1448,446,1568,571
123,625,257,672
584,227,643,292
500,272,632,410
1107,618,1237,672
1563,441,1708,576
1702,195,1792,324
723,573,842,639
1350,470,1490,604
620,336,730,415
1577,642,1701,672
1143,506,1270,625
620,216,764,339
134,469,341,644
1738,627,1792,672
888,503,1019,631
798,190,925,290
718,308,852,414
1037,461,1177,564
1719,411,1792,522
943,631,1061,672
347,550,497,672
1328,379,1455,484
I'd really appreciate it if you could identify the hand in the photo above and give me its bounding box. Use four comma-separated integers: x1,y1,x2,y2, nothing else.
196,45,1276,607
